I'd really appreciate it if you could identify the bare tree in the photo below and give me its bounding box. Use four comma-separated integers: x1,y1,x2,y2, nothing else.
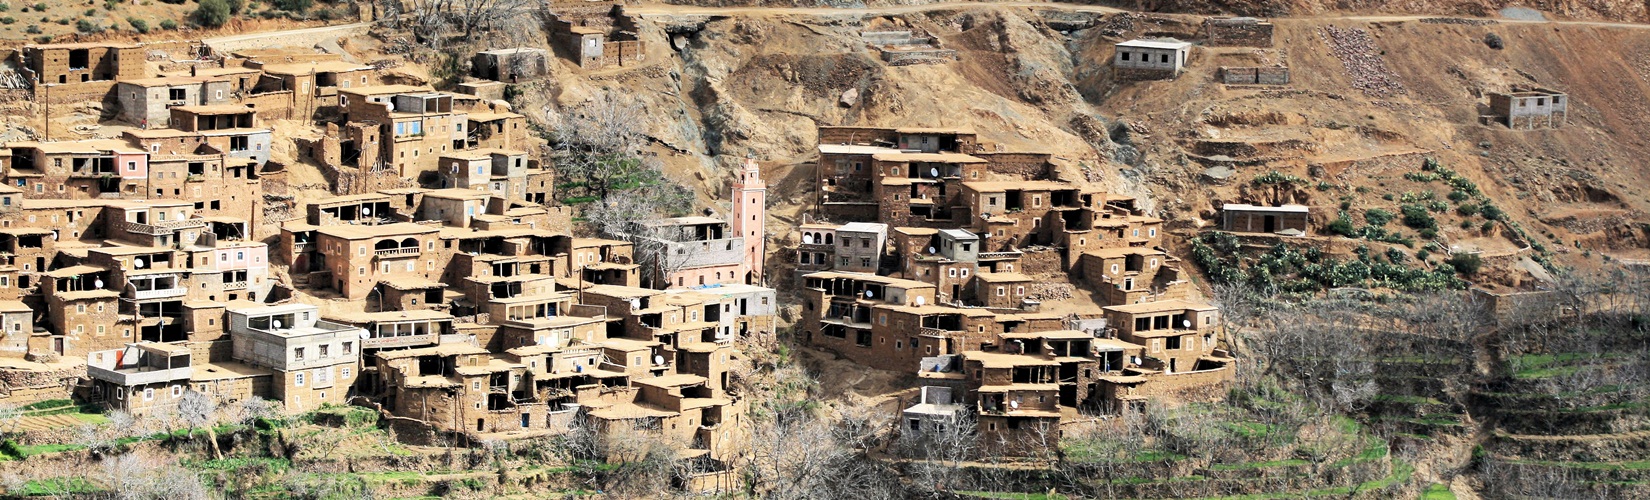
0,404,18,437
177,390,224,460
101,450,211,500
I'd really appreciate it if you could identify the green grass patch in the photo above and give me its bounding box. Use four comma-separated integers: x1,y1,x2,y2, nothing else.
183,457,292,473
1421,483,1456,500
1060,440,1184,464
957,490,1069,499
18,399,72,411
1329,438,1389,468
1511,352,1625,379
1209,459,1308,471
1373,394,1444,405
1501,459,1650,471
1,440,86,459
15,477,100,496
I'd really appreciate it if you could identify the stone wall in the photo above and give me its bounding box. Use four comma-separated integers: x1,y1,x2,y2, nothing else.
1218,66,1290,85
1019,247,1064,275
1204,21,1274,47
976,152,1052,179
600,40,647,68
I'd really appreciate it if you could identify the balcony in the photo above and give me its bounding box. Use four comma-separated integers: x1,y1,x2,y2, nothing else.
131,287,186,300
223,281,248,290
292,242,311,253
978,251,1022,261
361,333,437,350
919,327,952,338
87,364,191,386
375,247,420,257
123,219,207,235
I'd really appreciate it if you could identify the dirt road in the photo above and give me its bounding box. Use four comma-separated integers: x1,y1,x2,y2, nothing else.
626,1,1650,31
201,21,375,51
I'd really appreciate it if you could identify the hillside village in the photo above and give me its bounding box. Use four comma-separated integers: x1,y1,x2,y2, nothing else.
0,1,1643,498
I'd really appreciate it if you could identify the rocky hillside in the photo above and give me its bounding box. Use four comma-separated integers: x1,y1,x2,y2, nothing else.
508,5,1650,286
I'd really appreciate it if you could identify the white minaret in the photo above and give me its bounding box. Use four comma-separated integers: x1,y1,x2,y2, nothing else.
730,155,766,285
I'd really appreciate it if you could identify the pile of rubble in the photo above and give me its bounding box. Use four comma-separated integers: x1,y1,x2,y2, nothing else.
1319,26,1407,98
1420,18,1497,26
1028,278,1075,302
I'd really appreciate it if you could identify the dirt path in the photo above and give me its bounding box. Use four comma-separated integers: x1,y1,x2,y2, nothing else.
201,22,375,52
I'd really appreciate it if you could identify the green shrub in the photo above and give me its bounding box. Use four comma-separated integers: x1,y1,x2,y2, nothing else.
1416,249,1430,261
1480,221,1494,232
31,3,43,10
1456,203,1479,217
1363,208,1394,227
1447,190,1469,202
0,16,13,24
34,34,50,43
24,23,37,32
159,18,176,29
1426,200,1449,213
272,0,313,12
226,0,244,14
192,0,229,27
55,17,67,25
126,16,145,32
0,4,9,12
74,18,101,33
1446,253,1482,275
1400,204,1436,230
1479,204,1505,221
84,8,96,17
1419,228,1438,239
1252,171,1305,186
1326,215,1357,237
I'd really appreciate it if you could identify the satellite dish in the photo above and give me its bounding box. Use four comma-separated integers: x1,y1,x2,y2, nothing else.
134,258,145,268
929,167,939,177
915,296,926,306
50,230,58,241
359,330,370,340
1182,320,1192,328
981,233,990,238
928,247,936,254
385,102,395,112
1009,400,1020,410
362,207,372,216
802,234,813,244
653,355,665,365
629,299,641,309
864,290,874,298
272,320,283,329
94,279,103,288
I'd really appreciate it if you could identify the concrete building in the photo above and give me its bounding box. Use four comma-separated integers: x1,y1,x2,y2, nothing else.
834,222,888,273
637,217,748,289
229,303,368,412
1220,203,1310,235
1488,88,1568,129
1113,39,1193,79
116,76,235,129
